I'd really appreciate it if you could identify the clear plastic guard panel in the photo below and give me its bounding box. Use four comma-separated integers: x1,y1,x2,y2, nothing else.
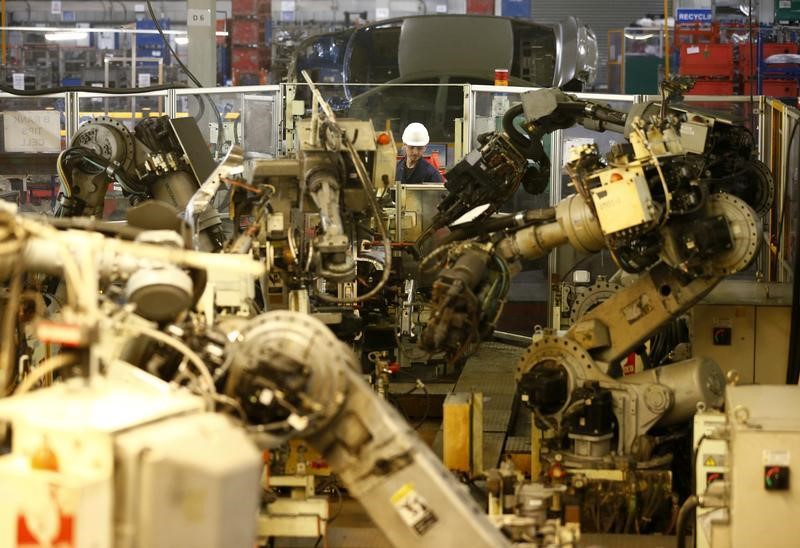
175,86,281,158
77,90,168,131
468,86,561,331
290,82,466,169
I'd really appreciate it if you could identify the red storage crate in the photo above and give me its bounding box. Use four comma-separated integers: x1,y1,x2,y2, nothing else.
467,0,494,13
762,42,800,72
232,0,270,15
742,79,799,97
231,19,261,45
687,79,736,95
679,43,735,77
232,47,266,72
762,79,798,97
763,42,799,59
738,43,756,76
740,42,799,76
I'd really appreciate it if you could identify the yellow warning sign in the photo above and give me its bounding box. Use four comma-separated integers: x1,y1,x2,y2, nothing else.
705,456,716,467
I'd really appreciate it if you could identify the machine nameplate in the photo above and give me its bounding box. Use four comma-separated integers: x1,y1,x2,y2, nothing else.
622,294,653,324
763,449,791,466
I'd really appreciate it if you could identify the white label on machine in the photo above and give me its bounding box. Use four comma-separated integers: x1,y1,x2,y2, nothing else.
3,111,61,153
435,4,448,12
376,7,390,19
12,73,25,90
563,137,595,166
281,0,296,10
780,0,791,8
97,30,116,49
391,484,438,536
187,8,211,26
687,46,700,55
137,73,151,87
267,212,285,233
763,450,790,466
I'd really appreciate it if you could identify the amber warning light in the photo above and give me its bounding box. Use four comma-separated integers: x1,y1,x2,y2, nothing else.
494,69,509,86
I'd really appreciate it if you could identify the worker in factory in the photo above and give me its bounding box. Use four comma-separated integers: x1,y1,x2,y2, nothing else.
396,122,444,183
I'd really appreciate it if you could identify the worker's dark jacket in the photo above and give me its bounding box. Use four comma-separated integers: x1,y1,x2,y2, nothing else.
396,158,444,183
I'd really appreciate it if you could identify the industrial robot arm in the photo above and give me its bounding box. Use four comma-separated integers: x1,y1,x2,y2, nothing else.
422,84,771,357
423,84,771,248
55,115,227,251
222,311,512,547
419,85,769,463
418,88,630,244
0,206,514,548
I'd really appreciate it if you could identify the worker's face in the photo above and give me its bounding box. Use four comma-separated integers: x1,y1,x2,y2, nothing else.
404,144,425,165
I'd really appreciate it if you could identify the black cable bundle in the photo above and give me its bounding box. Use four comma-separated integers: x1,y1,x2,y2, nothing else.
786,138,800,383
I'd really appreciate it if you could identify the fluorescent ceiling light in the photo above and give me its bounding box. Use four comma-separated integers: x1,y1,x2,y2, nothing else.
174,36,189,45
45,31,88,41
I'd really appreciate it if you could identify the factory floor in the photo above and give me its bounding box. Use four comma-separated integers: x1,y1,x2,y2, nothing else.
267,479,681,548
266,341,682,548
270,526,681,547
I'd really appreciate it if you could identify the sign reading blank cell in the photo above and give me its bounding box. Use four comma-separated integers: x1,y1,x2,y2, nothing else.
3,111,62,153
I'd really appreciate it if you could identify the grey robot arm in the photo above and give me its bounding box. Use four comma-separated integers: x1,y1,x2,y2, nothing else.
222,310,512,548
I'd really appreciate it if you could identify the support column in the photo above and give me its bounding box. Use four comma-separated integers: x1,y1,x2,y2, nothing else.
187,0,216,87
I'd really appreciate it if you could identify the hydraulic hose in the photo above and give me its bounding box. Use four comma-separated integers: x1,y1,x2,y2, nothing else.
676,495,699,548
439,207,556,246
502,103,531,153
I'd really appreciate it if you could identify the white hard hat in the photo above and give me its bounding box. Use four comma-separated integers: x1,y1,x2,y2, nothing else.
402,122,430,146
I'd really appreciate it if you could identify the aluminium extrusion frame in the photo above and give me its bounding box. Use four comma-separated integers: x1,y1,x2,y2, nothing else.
2,83,797,296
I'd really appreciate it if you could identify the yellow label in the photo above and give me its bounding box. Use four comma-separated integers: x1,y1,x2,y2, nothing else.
391,483,415,505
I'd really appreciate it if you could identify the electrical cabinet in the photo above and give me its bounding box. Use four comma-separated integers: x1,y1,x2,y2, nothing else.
727,385,800,547
691,305,790,384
